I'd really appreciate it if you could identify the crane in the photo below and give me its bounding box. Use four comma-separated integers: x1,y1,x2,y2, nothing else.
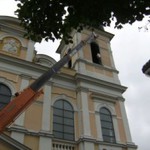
0,32,97,132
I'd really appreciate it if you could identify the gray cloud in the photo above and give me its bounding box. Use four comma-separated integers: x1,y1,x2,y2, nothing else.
107,21,150,150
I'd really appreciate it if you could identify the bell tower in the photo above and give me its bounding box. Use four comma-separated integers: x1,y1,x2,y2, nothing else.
57,28,120,85
56,28,137,150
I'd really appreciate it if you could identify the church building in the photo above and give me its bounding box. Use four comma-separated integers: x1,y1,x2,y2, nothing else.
0,16,137,150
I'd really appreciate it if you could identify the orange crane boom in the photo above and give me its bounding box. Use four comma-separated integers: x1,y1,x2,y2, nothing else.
0,32,97,132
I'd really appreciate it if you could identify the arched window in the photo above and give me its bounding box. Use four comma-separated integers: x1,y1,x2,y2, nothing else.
0,83,12,110
68,59,72,68
100,107,116,143
53,100,74,141
90,42,102,65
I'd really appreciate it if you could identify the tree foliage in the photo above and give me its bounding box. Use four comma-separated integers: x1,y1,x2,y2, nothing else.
15,0,150,43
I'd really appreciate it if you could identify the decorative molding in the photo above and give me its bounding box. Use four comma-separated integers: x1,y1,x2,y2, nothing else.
0,16,26,37
0,34,27,49
76,137,137,149
91,91,125,103
8,127,53,138
34,54,56,67
0,77,16,95
52,94,77,111
52,136,137,149
0,37,22,56
0,53,48,72
94,103,115,115
0,53,54,79
91,92,117,103
76,86,89,93
73,58,119,74
75,73,127,95
0,133,31,150
52,74,76,91
20,74,32,80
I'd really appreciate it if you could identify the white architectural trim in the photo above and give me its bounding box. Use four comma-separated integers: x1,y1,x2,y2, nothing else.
0,33,26,47
26,40,35,61
99,145,122,150
81,141,95,150
0,133,30,150
73,32,86,74
52,94,77,111
119,101,133,144
77,32,84,59
41,85,52,131
39,136,52,150
94,102,121,142
11,131,24,144
107,43,121,84
52,94,77,140
95,111,103,140
78,61,86,74
112,115,121,143
95,103,115,114
0,77,16,95
80,91,91,137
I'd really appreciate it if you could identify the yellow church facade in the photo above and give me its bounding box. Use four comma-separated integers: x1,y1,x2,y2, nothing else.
0,16,137,150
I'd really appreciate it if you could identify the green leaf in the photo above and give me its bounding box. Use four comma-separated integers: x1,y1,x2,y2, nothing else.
15,0,150,44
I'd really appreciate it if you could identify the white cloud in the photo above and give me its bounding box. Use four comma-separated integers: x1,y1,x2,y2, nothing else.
106,21,150,150
0,0,18,16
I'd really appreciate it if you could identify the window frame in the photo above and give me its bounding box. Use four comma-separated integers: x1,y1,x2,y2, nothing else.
100,107,116,143
53,99,75,141
90,42,102,65
0,83,12,110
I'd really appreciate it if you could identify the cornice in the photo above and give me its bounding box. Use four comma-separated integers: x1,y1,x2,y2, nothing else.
0,54,126,94
91,91,125,103
0,22,26,37
0,133,31,150
76,137,137,149
82,28,114,41
73,58,119,74
0,53,50,73
0,16,26,37
75,73,127,94
8,127,53,138
0,53,76,88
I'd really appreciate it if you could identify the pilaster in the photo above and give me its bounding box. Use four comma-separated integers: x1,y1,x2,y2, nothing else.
26,40,35,61
41,84,52,131
95,111,103,141
78,141,95,150
77,88,91,138
39,136,52,150
119,101,133,144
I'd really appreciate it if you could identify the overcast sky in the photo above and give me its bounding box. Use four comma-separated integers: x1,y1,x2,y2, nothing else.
0,1,150,149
